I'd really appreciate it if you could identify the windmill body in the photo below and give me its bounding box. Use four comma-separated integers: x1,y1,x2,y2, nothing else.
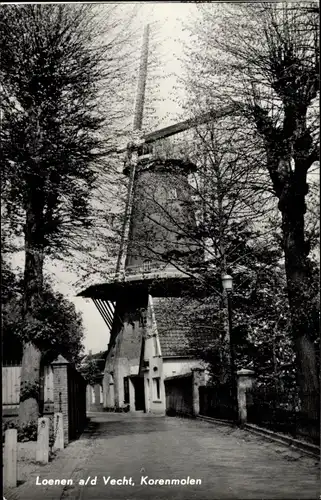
78,27,213,414
79,144,209,414
125,157,200,273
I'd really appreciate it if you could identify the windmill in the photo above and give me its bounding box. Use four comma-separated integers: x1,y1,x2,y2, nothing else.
78,25,227,413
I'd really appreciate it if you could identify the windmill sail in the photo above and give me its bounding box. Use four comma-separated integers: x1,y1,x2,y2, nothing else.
115,25,150,279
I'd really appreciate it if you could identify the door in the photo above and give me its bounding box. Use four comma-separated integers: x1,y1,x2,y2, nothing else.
133,377,145,411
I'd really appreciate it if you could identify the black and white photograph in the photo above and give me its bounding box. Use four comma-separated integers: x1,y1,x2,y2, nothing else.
1,2,320,499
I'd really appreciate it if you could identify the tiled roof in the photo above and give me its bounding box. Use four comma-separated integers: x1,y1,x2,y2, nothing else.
152,297,216,357
90,350,108,361
82,350,108,372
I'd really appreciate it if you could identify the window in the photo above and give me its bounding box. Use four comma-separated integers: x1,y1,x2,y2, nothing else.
153,377,161,400
153,335,159,356
123,377,129,404
142,260,151,272
139,308,147,327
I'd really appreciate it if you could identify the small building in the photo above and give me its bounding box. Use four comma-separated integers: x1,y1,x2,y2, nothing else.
102,295,210,414
80,350,107,412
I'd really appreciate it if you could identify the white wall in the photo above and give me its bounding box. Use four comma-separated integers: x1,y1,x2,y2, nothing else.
163,358,205,379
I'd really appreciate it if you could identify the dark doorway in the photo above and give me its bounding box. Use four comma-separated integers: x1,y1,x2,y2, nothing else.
124,377,129,404
132,377,145,411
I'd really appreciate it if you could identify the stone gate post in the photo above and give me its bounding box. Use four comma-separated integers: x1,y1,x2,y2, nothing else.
51,355,70,445
237,369,255,425
192,368,205,416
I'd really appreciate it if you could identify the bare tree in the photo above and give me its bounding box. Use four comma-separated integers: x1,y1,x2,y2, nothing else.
183,2,320,419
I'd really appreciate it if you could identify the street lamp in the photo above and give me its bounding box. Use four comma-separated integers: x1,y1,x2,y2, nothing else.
221,274,233,292
221,274,237,418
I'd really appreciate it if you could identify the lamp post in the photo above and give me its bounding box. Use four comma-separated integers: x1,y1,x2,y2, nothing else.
221,274,237,418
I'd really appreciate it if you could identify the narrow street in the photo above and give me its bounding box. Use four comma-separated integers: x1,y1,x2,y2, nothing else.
7,412,320,500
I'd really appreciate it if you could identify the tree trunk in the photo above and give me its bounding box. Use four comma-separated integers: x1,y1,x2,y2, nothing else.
281,201,320,422
19,204,45,426
19,341,42,426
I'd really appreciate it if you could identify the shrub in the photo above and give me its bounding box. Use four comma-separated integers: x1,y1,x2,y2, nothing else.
2,419,38,442
18,421,38,442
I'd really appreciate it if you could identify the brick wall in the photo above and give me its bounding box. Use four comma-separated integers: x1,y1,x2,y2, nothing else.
51,355,86,445
105,296,146,410
52,356,69,444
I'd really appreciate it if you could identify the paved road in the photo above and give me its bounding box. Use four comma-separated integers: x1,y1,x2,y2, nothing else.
6,412,320,500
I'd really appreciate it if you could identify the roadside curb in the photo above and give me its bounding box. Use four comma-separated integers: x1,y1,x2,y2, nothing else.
244,423,320,458
197,414,235,427
197,415,320,458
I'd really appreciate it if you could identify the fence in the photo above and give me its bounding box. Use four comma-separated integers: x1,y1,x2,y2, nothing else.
2,357,87,444
124,263,191,282
2,364,21,409
246,386,320,445
2,363,53,413
199,384,237,421
2,363,53,415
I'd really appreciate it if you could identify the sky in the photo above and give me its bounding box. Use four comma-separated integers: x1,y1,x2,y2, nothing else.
7,3,196,355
